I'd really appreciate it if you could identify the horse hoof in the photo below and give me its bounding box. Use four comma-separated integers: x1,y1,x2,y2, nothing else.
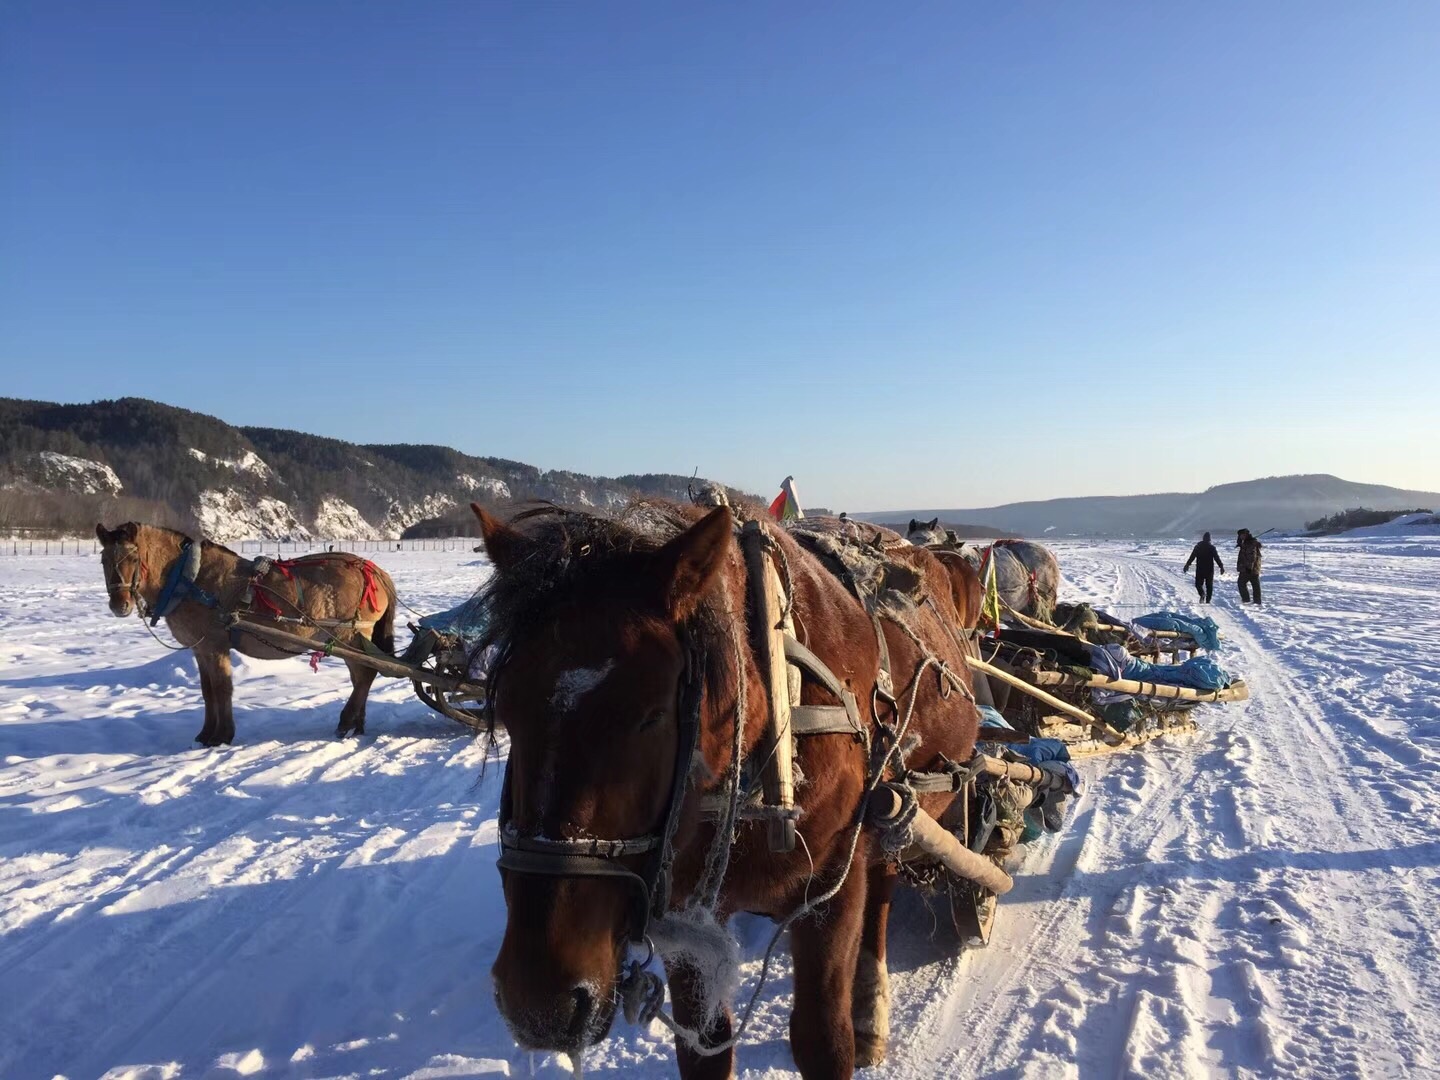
854,1032,887,1068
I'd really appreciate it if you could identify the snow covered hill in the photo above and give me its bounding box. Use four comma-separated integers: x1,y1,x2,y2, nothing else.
0,537,1436,1077
0,397,750,542
869,474,1440,537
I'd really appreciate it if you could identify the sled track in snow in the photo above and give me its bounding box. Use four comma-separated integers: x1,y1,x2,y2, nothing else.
877,546,1439,1079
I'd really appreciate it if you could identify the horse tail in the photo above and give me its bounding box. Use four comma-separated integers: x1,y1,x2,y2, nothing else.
372,568,398,656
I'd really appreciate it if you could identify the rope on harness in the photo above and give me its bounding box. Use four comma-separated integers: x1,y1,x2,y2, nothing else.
633,647,939,1059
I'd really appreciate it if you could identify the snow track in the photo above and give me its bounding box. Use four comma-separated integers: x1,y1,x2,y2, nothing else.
1,540,1437,1078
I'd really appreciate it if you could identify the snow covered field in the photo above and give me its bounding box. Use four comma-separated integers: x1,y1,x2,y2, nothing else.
2,536,1437,1079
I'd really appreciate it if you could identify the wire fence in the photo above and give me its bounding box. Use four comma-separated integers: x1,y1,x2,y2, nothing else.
1,536,485,557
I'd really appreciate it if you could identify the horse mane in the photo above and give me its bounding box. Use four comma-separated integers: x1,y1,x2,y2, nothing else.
475,500,735,732
120,521,239,559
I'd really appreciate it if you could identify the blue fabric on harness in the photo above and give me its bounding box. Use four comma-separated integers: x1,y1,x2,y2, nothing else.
150,540,219,625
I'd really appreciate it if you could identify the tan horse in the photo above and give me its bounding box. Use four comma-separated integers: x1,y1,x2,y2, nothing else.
95,522,397,745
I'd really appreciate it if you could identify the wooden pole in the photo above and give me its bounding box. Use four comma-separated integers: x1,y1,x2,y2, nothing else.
1030,670,1248,703
975,753,1071,791
742,521,796,853
227,618,486,696
869,785,1013,895
1001,601,1074,636
963,654,1125,743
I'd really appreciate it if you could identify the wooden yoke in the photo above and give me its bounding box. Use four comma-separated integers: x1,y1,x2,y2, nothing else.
742,520,798,853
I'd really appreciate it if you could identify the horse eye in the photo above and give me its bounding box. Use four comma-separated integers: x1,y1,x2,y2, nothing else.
639,707,666,731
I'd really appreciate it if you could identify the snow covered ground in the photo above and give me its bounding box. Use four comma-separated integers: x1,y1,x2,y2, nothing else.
1,535,1437,1079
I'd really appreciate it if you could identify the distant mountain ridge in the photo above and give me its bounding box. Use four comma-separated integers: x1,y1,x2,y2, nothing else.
859,474,1440,537
0,397,751,541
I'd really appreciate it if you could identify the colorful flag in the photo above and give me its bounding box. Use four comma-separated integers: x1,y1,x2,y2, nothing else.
767,476,804,522
979,544,1003,630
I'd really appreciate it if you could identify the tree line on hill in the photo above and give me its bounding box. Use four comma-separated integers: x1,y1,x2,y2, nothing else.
1303,507,1433,534
0,396,753,538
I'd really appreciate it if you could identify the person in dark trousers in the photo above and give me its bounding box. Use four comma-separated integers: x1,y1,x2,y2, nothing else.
1183,531,1225,602
1236,528,1264,605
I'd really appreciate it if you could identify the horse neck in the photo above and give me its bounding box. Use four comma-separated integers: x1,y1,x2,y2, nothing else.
136,528,239,602
133,527,183,606
697,555,771,778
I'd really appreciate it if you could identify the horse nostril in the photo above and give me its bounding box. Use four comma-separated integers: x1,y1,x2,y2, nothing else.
568,985,596,1038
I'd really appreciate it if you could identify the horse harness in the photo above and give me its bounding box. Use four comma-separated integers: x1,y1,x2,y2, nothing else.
492,518,873,947
118,537,380,641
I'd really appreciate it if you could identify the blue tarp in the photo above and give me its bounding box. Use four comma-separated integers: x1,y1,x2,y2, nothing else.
1010,737,1070,764
419,599,488,646
979,713,1081,798
1120,653,1231,691
1133,611,1221,652
978,705,1013,730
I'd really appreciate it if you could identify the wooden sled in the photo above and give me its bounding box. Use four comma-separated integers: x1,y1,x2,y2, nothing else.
226,616,488,732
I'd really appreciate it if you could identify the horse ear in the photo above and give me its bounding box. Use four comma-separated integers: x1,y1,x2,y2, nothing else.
909,519,918,533
928,517,939,529
472,503,529,572
119,523,138,541
652,507,733,621
95,524,110,543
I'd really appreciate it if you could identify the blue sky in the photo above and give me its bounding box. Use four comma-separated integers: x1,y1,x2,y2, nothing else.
2,2,1437,511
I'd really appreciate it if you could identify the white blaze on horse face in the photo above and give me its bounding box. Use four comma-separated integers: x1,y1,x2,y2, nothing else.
549,662,616,713
534,660,617,822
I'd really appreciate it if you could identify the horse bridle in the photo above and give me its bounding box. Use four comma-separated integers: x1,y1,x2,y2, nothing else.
494,634,707,946
106,541,149,612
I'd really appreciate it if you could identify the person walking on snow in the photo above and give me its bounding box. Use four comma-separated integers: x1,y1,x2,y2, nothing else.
1236,528,1264,605
1184,531,1225,603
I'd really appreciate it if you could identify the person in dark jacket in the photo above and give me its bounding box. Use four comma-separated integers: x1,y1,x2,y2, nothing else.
1183,531,1225,603
1236,529,1264,604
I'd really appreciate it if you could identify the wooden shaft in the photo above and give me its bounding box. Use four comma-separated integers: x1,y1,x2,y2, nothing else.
869,786,1013,895
1001,601,1073,636
963,654,1125,743
228,618,484,694
975,754,1070,791
742,521,796,852
1029,669,1248,703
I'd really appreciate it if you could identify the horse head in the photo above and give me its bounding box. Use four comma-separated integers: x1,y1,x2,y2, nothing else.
95,522,146,617
474,502,735,1053
905,516,945,547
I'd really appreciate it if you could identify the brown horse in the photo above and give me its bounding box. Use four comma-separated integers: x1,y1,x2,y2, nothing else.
475,500,979,1078
95,522,397,745
929,547,984,630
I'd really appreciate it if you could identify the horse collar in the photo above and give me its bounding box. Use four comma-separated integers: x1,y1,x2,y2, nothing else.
151,538,219,625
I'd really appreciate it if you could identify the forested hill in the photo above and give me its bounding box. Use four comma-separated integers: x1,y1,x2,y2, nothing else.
0,397,751,541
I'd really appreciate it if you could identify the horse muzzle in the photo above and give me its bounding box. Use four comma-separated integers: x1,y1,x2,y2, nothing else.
493,976,617,1053
109,597,134,618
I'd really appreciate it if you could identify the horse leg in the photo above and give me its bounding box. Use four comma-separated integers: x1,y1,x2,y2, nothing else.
193,650,220,746
853,865,898,1067
665,961,735,1080
336,659,378,738
789,857,866,1078
210,649,236,745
